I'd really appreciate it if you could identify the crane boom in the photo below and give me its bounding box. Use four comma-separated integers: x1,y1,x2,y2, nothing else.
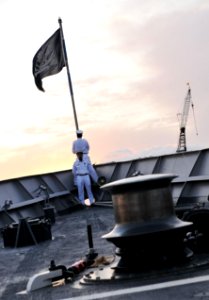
180,86,191,129
176,84,192,153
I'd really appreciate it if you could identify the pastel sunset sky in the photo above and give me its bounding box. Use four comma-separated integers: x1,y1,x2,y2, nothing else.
0,0,208,180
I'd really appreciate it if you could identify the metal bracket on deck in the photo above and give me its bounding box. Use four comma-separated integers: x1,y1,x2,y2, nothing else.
27,268,64,292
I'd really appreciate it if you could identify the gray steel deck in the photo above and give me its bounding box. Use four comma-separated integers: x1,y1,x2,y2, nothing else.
1,205,209,300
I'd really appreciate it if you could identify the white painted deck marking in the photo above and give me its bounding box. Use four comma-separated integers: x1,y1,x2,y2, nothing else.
59,274,209,300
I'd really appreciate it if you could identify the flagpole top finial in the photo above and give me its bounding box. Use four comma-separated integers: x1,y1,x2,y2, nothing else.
58,17,62,24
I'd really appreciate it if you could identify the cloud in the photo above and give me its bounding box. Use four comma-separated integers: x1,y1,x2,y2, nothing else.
0,140,73,181
104,148,138,162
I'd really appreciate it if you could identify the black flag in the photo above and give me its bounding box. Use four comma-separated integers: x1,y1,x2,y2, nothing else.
32,29,65,92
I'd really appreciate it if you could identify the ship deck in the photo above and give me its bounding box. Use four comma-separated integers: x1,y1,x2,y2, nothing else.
1,204,209,300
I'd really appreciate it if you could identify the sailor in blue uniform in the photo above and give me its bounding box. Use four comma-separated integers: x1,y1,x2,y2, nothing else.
72,130,90,158
72,152,95,205
72,130,98,183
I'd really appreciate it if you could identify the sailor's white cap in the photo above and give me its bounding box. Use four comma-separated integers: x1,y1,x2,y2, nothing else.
76,129,83,134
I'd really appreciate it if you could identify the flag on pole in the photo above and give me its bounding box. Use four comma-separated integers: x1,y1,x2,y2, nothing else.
32,29,65,92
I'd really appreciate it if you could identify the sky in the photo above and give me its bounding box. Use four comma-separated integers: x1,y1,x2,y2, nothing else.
0,0,209,181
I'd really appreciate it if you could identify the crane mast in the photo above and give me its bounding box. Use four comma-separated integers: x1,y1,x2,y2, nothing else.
176,84,192,153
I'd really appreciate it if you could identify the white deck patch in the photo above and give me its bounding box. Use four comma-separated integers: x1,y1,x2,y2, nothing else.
60,274,209,300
